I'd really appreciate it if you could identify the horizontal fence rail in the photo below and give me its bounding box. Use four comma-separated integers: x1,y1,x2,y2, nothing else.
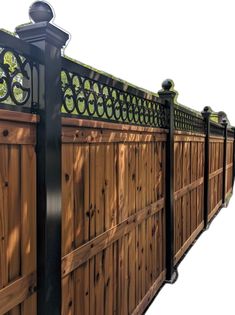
0,2,234,315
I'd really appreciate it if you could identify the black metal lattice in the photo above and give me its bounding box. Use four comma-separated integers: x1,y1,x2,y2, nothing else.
227,128,234,138
210,121,224,137
174,105,205,133
0,47,38,111
61,60,168,128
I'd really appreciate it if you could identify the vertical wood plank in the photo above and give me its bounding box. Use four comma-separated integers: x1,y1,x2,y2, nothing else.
73,144,90,315
8,145,21,315
21,145,37,315
128,143,136,314
0,145,8,290
104,144,114,315
117,143,128,315
61,144,74,315
89,145,96,315
95,144,105,315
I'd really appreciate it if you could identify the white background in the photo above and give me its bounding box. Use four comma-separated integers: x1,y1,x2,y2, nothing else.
2,1,235,314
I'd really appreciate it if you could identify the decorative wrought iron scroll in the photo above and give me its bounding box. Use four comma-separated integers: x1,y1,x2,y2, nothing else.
0,47,36,110
174,104,205,133
210,121,224,137
61,59,168,128
0,29,44,112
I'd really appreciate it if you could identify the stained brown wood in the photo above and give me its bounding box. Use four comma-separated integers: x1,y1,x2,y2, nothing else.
62,117,168,134
0,272,36,315
62,126,167,144
173,133,205,262
8,145,21,315
174,222,204,265
61,144,74,315
0,121,36,145
132,270,165,315
0,120,37,314
0,109,39,124
0,145,8,290
21,146,37,315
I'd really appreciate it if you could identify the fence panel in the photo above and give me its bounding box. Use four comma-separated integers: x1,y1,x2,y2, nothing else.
0,111,37,315
61,119,167,315
173,131,205,265
208,135,224,222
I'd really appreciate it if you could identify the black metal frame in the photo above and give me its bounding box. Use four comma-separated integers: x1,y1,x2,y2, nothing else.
0,30,42,112
174,104,205,133
158,79,177,282
61,57,168,128
16,4,69,315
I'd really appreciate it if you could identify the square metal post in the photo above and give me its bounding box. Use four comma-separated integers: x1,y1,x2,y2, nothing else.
201,106,212,229
16,2,69,315
231,127,235,190
158,79,177,282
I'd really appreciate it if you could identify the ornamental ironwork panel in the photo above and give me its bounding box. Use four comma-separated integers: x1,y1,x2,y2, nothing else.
210,121,224,137
174,105,205,133
0,31,41,112
227,128,234,138
61,60,168,128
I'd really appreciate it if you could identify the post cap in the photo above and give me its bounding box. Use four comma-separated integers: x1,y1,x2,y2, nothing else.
201,106,212,118
162,79,174,91
29,1,54,23
221,117,228,126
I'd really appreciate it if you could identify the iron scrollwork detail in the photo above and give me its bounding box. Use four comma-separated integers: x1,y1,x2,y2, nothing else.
210,121,224,137
0,47,33,107
174,105,205,133
61,70,168,128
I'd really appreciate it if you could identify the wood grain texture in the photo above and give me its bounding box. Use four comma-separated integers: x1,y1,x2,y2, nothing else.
173,133,205,261
61,120,167,315
0,272,36,315
0,119,37,315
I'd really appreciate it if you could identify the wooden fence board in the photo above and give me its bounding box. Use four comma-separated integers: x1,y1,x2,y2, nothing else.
0,116,37,315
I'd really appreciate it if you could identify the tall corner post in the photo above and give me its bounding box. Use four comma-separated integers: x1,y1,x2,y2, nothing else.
16,2,69,315
222,119,228,206
201,107,211,229
158,79,177,282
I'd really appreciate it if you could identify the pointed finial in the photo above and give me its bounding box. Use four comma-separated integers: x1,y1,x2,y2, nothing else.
29,1,54,23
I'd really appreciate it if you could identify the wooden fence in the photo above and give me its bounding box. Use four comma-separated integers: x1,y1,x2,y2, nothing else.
61,120,167,315
0,2,235,315
0,111,37,315
173,131,205,265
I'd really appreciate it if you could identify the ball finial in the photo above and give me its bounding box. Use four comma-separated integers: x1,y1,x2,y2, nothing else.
162,79,174,91
203,106,210,112
29,1,54,23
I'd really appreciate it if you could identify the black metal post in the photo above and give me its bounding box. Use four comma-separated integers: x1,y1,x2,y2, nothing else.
232,127,235,190
158,79,178,283
222,119,228,206
201,106,212,229
16,2,69,315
